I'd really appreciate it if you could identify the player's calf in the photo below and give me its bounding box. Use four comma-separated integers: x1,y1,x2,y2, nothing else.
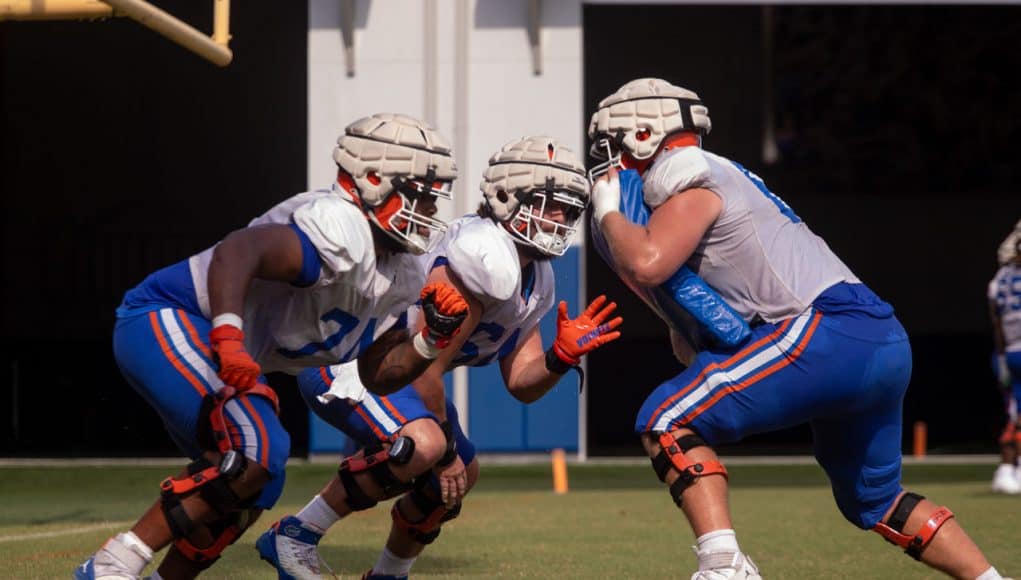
873,492,954,560
391,478,463,546
160,454,268,566
642,428,728,507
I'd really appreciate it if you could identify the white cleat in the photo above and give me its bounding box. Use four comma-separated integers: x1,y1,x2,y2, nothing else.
256,516,326,580
991,464,1021,494
690,551,762,580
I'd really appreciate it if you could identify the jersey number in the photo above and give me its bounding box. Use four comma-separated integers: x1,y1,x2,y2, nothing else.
277,308,377,361
1000,276,1021,312
453,323,521,367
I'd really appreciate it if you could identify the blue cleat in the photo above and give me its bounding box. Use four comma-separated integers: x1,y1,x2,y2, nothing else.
72,557,96,579
256,516,325,580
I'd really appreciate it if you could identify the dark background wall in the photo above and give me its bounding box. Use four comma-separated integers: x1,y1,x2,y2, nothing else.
583,4,1021,455
0,2,309,455
2,4,1020,458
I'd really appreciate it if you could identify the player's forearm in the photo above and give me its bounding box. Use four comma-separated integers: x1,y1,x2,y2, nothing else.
600,213,670,287
357,329,434,395
505,353,563,404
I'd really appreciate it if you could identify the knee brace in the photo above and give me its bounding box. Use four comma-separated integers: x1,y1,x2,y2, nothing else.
161,386,277,538
338,436,416,511
649,430,728,507
172,509,253,567
160,452,248,539
390,480,461,545
873,492,954,560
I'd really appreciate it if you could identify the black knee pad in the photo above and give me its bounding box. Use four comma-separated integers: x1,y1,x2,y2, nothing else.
338,436,417,511
172,510,251,567
390,480,461,545
160,453,249,539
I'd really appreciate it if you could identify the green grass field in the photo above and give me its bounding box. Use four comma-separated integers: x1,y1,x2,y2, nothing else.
1,462,1017,579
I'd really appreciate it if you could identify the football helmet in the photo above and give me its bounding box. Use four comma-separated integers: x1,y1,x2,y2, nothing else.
480,136,590,257
587,78,711,181
333,113,458,254
997,218,1021,265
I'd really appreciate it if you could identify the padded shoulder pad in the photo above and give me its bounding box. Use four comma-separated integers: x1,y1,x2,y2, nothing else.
292,196,371,278
446,220,518,302
643,147,713,209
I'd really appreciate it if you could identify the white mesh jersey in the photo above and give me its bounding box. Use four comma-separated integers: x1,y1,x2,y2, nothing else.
415,215,555,368
643,147,859,323
989,264,1021,352
189,184,426,374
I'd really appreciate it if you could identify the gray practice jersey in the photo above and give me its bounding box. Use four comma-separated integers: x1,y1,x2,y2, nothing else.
643,147,859,323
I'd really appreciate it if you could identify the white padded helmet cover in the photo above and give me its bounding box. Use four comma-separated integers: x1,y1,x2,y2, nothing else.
587,78,712,161
998,218,1021,265
480,136,589,221
332,113,457,207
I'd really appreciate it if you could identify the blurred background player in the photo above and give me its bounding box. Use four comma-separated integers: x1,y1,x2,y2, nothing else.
255,136,622,580
989,221,1021,494
75,113,469,580
588,78,1007,580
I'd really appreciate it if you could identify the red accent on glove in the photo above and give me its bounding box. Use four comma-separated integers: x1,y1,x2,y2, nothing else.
209,325,261,390
551,295,623,364
420,282,469,348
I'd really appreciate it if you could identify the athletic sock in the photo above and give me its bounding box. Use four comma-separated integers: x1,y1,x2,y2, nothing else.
372,547,417,577
296,495,341,533
695,529,741,571
975,566,1004,580
93,531,154,577
696,529,740,553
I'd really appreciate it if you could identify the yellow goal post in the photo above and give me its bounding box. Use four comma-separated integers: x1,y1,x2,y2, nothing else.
0,0,233,66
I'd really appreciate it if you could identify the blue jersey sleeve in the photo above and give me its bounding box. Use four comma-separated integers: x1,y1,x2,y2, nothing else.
289,223,323,287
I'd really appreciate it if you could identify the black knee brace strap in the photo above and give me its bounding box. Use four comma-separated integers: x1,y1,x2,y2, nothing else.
873,492,954,560
390,481,461,545
159,453,247,539
338,437,416,511
650,431,728,507
172,513,246,567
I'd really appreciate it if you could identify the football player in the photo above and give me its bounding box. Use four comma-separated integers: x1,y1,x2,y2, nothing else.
990,226,1021,494
255,136,622,580
74,113,469,580
588,78,1006,580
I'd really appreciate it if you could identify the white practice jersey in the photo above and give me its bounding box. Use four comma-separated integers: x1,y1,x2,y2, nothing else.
989,264,1021,352
643,147,860,323
189,184,426,374
416,215,555,368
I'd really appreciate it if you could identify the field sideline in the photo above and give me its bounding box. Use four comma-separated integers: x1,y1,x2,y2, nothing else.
1,462,1017,579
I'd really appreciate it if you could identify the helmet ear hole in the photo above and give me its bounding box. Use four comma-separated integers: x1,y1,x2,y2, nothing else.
496,190,509,203
367,171,381,186
636,128,651,142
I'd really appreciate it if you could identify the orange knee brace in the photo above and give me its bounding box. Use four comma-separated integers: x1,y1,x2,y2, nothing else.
873,492,954,560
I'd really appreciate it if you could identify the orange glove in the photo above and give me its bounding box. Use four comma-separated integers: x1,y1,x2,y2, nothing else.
420,282,469,349
209,325,261,390
547,295,622,372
